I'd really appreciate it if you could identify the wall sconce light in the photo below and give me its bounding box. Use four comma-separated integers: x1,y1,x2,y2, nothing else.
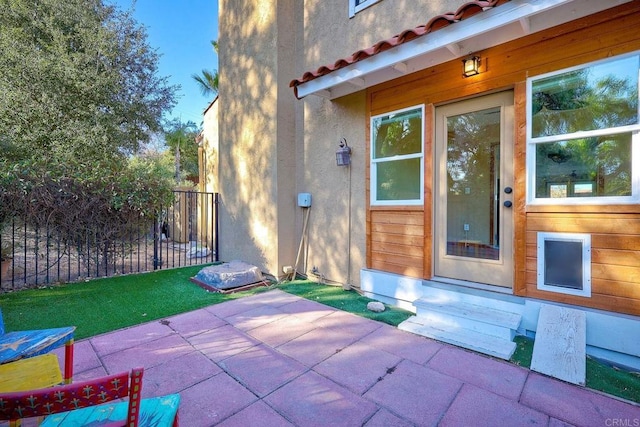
336,138,351,166
462,56,481,77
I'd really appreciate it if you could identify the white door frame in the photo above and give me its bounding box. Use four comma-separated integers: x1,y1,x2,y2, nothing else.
434,91,514,288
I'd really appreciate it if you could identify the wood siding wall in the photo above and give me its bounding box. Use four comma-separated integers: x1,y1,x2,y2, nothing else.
365,2,640,316
369,209,424,278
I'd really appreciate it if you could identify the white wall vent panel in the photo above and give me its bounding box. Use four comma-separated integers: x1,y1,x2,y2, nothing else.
537,232,591,297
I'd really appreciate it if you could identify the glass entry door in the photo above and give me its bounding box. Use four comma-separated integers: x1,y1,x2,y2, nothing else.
434,92,514,287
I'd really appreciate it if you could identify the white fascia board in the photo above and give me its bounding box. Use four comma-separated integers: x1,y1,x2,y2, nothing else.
296,0,632,99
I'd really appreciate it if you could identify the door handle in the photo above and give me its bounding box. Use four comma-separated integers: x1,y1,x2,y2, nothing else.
504,201,513,208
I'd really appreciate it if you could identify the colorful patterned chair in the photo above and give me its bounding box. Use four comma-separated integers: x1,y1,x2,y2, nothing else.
0,308,75,384
0,367,180,426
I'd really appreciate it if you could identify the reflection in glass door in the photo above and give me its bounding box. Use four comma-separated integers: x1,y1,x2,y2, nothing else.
446,107,501,261
435,92,514,287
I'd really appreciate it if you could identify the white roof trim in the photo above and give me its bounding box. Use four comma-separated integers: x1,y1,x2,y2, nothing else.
295,0,632,99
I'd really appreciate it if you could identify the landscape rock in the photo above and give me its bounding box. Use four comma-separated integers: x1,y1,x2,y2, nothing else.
194,260,264,290
367,301,386,313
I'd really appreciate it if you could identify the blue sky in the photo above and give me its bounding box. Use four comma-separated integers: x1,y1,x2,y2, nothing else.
112,0,219,126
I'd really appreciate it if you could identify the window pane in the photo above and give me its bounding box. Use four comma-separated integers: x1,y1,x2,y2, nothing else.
531,56,639,138
535,133,632,198
372,108,422,159
376,158,421,201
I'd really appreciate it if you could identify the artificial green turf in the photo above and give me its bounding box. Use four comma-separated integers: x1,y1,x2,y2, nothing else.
511,335,640,404
277,280,414,326
511,335,534,368
0,265,267,340
586,356,640,403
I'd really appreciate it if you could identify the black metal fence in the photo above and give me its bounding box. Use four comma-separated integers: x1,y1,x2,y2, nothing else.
0,190,219,290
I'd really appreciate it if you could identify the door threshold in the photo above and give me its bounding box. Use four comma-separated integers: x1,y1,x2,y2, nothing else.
429,277,514,295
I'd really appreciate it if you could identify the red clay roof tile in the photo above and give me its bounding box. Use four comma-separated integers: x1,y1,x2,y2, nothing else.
290,0,509,96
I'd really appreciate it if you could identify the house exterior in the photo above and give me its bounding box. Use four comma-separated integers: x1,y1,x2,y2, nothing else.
210,0,640,368
198,97,219,195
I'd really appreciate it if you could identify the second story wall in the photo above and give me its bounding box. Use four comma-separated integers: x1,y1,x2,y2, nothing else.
218,0,298,276
301,0,463,78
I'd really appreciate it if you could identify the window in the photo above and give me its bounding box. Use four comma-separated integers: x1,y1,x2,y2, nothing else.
526,53,640,205
537,232,591,297
349,0,381,17
371,105,424,205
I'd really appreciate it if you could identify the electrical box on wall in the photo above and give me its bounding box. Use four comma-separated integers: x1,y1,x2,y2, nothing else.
297,193,312,207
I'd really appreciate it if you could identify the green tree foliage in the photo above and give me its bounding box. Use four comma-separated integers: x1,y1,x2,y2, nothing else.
0,0,177,166
163,118,200,182
0,0,178,267
192,40,218,97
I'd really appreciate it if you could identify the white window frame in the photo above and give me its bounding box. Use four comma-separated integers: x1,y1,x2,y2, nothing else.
526,52,640,205
349,0,382,18
370,104,424,206
537,232,591,298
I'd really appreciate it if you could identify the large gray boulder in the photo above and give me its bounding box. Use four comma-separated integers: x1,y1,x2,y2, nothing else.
194,260,264,290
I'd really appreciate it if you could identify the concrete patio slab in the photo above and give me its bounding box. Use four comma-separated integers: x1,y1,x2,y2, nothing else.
100,333,192,373
278,298,337,322
142,350,222,397
521,372,640,426
439,384,549,426
263,370,378,427
427,345,529,400
314,341,402,394
204,289,299,319
17,289,639,427
89,320,174,356
357,323,443,365
245,314,319,347
52,339,101,374
216,401,294,427
364,408,414,427
225,305,288,331
186,324,260,362
177,372,258,427
218,344,307,397
164,308,227,337
364,359,463,425
276,325,367,367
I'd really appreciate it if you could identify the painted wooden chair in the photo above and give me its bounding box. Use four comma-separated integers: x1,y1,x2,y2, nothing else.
0,367,180,426
0,308,75,384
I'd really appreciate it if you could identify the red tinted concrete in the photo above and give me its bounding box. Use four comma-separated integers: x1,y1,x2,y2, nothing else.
364,359,463,425
219,344,307,397
42,289,640,426
439,384,548,426
263,371,378,427
427,345,528,400
314,342,402,394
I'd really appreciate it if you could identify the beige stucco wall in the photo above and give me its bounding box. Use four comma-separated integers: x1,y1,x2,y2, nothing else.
217,0,297,277
291,1,463,286
295,93,366,286
200,99,218,193
303,0,463,71
213,0,466,283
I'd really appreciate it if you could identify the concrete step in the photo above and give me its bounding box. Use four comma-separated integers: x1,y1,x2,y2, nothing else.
531,304,586,385
414,298,521,340
422,280,525,315
399,316,517,360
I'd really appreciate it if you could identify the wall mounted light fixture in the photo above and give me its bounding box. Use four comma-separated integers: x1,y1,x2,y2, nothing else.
336,138,351,166
462,56,481,77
